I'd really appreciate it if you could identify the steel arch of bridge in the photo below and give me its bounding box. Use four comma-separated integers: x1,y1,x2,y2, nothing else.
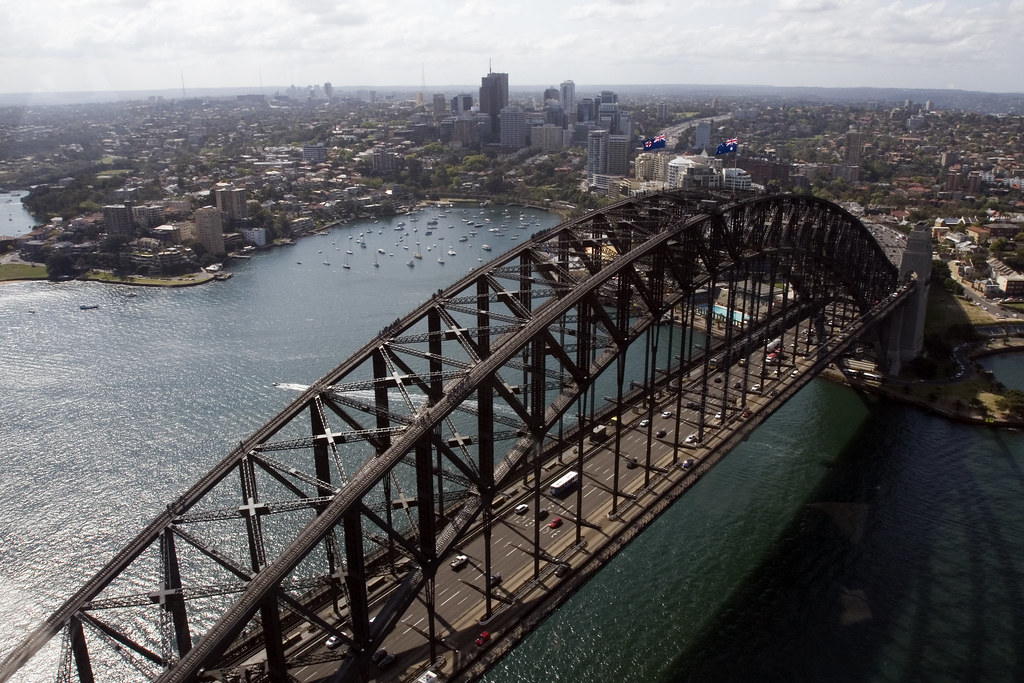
1,191,902,683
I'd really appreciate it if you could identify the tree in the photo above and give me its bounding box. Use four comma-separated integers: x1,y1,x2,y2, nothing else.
45,253,77,280
996,390,1024,419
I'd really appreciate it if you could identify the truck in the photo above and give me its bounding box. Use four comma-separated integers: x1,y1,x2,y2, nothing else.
589,424,609,443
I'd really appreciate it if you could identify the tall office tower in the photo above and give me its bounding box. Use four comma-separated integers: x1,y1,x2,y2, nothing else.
451,93,474,115
587,129,609,178
103,204,133,236
194,206,225,255
500,106,527,148
324,82,333,100
215,186,248,226
577,98,595,123
616,111,632,137
560,80,576,118
657,103,669,119
433,93,447,117
599,90,617,104
845,131,863,165
695,120,711,150
606,135,629,176
598,101,619,132
543,87,559,104
479,70,509,137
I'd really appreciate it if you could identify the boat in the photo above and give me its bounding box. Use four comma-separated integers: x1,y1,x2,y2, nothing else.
342,263,351,269
458,236,468,242
481,244,491,251
427,219,438,225
323,261,330,266
407,260,415,267
296,261,302,264
448,249,456,256
437,257,445,264
214,272,233,280
79,304,99,310
374,260,380,268
414,252,422,259
346,250,353,254
378,248,386,254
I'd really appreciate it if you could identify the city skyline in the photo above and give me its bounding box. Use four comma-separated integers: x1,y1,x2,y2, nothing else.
3,0,1023,97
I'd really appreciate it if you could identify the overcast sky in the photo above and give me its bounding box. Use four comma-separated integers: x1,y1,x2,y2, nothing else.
4,0,1023,96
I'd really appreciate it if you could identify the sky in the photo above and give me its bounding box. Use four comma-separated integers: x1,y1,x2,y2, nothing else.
3,0,1024,96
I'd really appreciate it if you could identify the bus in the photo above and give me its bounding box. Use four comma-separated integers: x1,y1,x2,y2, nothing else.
550,470,580,497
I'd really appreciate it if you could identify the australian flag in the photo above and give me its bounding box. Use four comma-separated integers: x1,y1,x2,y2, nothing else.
643,134,667,150
715,137,739,155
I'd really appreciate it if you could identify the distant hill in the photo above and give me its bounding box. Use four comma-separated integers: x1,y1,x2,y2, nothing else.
1,83,1021,114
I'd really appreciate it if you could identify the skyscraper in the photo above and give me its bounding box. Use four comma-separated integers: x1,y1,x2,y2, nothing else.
215,186,248,226
500,106,526,149
432,93,447,118
695,121,710,151
560,80,575,119
845,131,863,165
479,70,508,138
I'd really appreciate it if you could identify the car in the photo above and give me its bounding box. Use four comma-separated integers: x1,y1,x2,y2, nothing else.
626,456,638,469
682,458,695,469
686,401,698,410
741,409,752,419
732,380,743,389
377,653,397,670
325,635,342,649
514,503,529,515
714,411,722,421
371,648,388,664
555,563,571,577
536,508,549,520
489,573,502,586
655,428,667,438
639,418,650,428
791,369,799,377
751,384,761,393
685,432,698,444
549,517,563,529
713,376,722,383
450,554,468,570
661,410,672,418
475,631,491,646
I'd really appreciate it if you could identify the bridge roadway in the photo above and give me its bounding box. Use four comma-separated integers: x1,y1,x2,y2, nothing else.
219,285,912,683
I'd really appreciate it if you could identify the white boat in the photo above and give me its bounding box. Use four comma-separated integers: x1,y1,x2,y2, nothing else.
437,257,445,264
378,248,386,254
448,249,456,256
481,244,491,251
414,252,422,259
407,260,415,267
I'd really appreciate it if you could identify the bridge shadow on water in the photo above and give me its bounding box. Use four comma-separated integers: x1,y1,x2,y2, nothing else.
657,393,1024,683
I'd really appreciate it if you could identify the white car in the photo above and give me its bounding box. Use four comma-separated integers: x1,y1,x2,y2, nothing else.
661,410,672,418
751,384,761,393
685,432,699,444
714,411,722,421
639,418,650,428
450,554,469,570
514,503,529,515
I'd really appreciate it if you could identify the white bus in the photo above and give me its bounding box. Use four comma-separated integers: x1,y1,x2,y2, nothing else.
550,470,580,497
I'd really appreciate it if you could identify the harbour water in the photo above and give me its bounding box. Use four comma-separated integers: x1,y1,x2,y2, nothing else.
0,190,38,236
2,205,1023,681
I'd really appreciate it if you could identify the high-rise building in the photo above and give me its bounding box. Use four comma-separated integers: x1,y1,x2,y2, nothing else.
695,121,711,151
587,129,609,179
323,82,333,100
559,80,575,118
577,98,595,123
103,204,133,236
543,87,559,104
499,106,527,149
451,94,474,115
215,186,248,226
606,135,630,176
194,206,225,255
479,71,508,137
845,131,863,165
433,93,447,118
302,143,327,163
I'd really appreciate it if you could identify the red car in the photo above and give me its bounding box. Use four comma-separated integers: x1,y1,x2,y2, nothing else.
475,631,491,646
549,517,563,529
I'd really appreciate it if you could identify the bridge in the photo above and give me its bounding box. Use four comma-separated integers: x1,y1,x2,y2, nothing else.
1,191,930,683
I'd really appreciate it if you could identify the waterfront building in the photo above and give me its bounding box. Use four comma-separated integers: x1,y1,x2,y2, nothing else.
215,186,248,226
102,204,133,236
242,227,267,247
723,167,753,191
194,206,225,255
132,204,166,231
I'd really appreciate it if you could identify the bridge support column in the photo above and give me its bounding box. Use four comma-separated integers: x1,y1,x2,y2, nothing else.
885,226,931,374
69,615,94,683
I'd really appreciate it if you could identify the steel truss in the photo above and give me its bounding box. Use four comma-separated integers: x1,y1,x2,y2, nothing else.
0,191,902,683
